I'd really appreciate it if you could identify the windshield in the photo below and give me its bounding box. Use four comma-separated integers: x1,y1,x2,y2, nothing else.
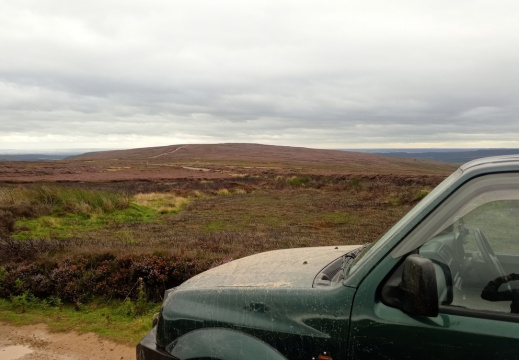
345,168,462,277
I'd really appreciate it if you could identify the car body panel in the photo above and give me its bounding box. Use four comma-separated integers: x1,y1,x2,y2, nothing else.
167,328,287,360
149,246,360,359
349,254,519,359
180,245,360,289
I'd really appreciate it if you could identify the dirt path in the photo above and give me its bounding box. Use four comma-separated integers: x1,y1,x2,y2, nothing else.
149,144,189,159
0,322,135,360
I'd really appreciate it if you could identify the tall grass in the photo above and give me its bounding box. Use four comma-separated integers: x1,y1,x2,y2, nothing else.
0,185,134,240
133,192,188,213
0,185,130,215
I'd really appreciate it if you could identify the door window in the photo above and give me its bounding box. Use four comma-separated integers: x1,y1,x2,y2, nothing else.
418,175,519,316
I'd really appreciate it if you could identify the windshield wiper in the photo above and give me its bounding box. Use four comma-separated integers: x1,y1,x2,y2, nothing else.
340,243,370,280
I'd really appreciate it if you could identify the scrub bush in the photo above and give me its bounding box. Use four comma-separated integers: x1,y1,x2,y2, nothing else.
0,238,67,263
0,210,15,237
0,254,208,303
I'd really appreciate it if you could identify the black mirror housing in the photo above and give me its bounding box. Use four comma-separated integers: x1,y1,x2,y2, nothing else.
398,254,439,317
381,254,440,317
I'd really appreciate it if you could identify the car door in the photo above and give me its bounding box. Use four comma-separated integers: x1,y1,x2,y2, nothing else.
348,172,519,359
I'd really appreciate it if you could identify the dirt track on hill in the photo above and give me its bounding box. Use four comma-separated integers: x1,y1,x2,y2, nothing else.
0,322,135,360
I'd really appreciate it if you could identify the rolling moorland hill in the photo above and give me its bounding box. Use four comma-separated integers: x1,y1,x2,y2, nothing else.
73,143,456,174
0,144,456,183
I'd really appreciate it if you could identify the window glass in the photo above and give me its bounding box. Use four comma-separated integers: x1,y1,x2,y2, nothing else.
418,174,519,316
462,200,519,253
348,169,462,276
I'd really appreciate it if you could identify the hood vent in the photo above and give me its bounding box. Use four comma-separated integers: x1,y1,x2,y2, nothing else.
313,255,345,287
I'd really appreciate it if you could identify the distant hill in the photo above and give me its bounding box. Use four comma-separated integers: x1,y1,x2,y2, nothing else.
72,143,456,175
367,148,519,164
0,154,72,161
0,149,113,161
0,144,458,183
6,147,514,165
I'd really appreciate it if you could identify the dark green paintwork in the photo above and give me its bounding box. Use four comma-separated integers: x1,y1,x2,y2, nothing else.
349,254,519,359
158,284,356,359
167,328,287,359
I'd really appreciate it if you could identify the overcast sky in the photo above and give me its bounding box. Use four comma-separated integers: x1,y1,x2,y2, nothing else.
1,0,518,151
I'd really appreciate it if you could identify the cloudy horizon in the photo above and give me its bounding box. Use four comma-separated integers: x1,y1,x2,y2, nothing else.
2,0,518,151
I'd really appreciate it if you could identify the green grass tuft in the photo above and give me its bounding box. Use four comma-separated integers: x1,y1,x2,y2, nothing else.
287,176,310,186
202,220,230,232
414,189,431,201
0,298,160,345
13,204,159,240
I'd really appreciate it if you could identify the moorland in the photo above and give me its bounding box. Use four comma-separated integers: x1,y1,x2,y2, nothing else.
0,143,456,343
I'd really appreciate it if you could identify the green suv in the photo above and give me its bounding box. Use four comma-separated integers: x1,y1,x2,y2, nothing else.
138,156,519,359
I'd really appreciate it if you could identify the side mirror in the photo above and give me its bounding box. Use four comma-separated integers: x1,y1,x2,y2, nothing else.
382,254,440,317
399,254,439,317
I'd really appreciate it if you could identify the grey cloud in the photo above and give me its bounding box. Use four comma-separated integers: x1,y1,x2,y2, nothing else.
2,0,519,150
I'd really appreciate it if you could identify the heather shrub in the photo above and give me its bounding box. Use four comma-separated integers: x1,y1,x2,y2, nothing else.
129,255,201,300
49,259,84,301
0,254,209,303
0,268,7,290
0,210,15,236
1,264,44,296
0,238,67,263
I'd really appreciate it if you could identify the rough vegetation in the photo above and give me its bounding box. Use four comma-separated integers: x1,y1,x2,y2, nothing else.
0,144,450,343
0,173,443,305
